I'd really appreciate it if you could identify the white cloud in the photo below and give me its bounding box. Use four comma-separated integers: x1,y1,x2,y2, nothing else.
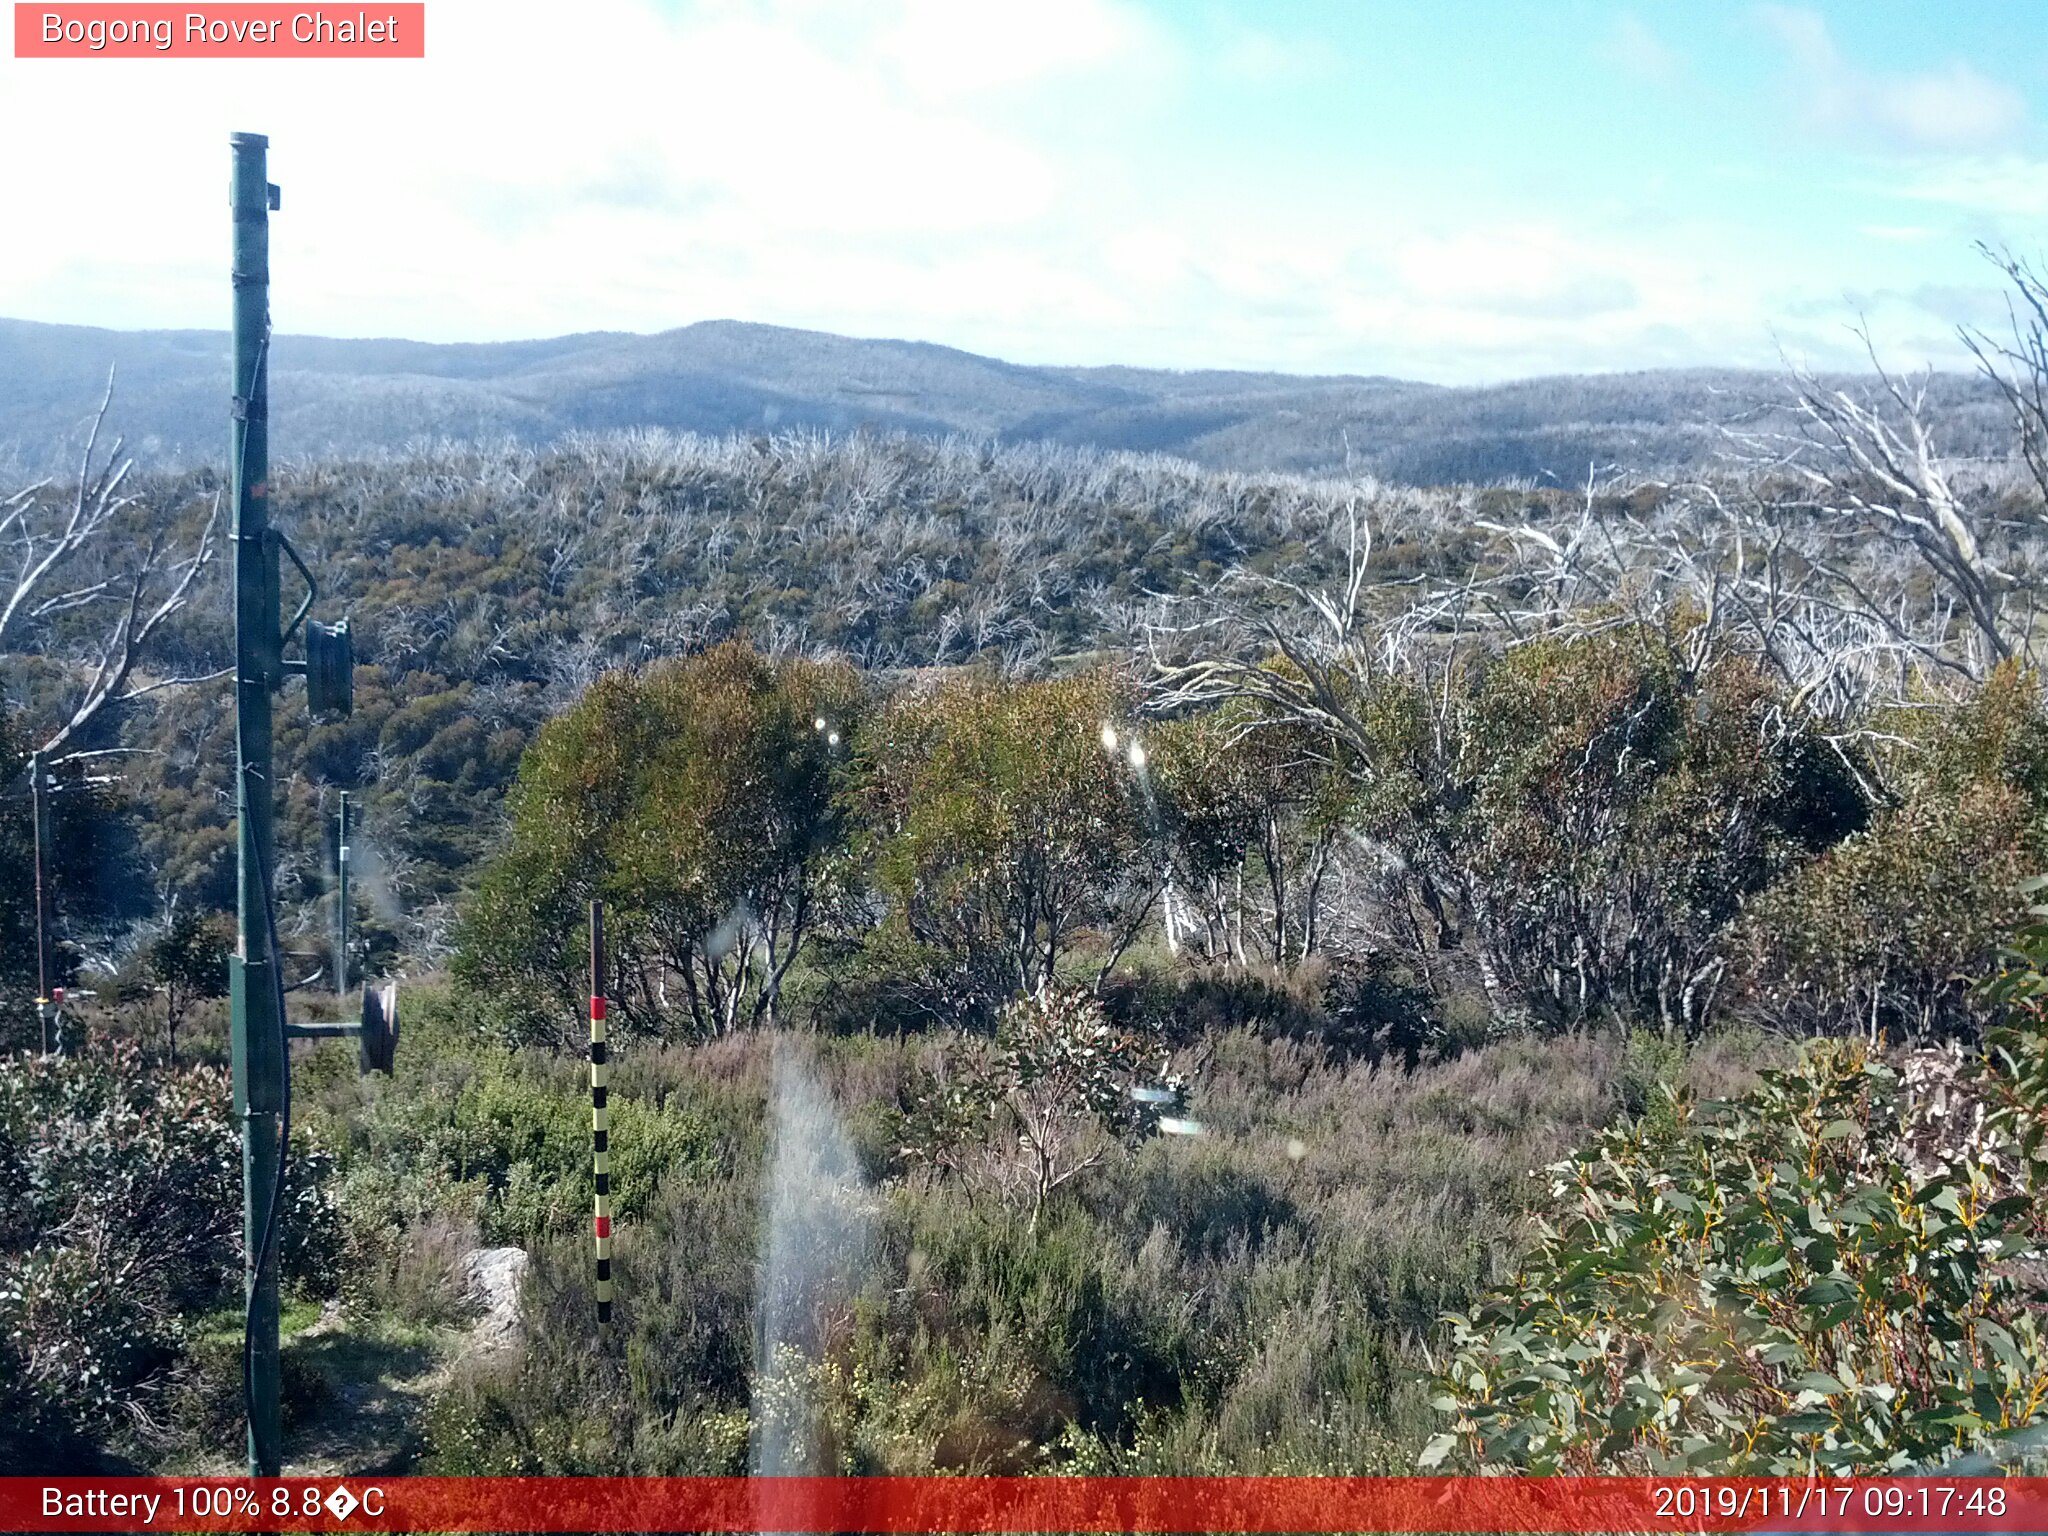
0,0,1134,334
871,0,1163,99
1212,25,1335,86
1606,14,1681,85
0,0,2007,385
1891,156,2048,221
1757,5,2028,152
1392,226,1640,320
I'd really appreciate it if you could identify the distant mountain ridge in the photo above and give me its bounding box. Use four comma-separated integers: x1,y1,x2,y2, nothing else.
0,315,2006,485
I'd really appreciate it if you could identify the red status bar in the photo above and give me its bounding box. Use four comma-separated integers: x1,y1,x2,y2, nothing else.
4,1475,2046,1533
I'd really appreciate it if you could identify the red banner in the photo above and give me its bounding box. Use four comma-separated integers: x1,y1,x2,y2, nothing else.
13,4,424,57
3,1476,2047,1533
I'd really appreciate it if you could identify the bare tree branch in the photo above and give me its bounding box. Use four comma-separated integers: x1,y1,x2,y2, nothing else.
0,376,226,767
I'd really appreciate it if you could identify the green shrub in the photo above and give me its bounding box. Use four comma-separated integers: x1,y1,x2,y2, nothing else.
1733,670,2048,1042
1981,877,2048,1176
321,1031,713,1255
855,671,1158,1024
455,642,863,1042
896,988,1176,1230
1614,1026,1688,1136
1429,1038,2048,1473
1733,782,2041,1040
1445,630,1864,1035
0,1044,338,1458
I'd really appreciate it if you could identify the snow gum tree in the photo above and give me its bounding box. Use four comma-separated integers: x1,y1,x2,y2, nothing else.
456,641,862,1041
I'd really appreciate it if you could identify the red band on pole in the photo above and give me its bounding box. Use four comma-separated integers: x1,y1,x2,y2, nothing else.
591,995,607,1021
595,1216,612,1238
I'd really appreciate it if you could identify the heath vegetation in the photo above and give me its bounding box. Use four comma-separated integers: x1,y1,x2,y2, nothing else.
10,255,2048,1476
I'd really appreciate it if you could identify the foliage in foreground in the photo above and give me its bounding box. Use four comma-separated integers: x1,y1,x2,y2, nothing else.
0,1043,340,1469
1429,1034,2048,1473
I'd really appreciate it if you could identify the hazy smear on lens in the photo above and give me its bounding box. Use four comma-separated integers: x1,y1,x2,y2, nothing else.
706,900,753,963
343,831,408,926
751,1036,874,1479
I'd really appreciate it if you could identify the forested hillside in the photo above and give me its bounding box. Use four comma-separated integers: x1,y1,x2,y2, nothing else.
6,431,1512,965
0,314,2012,485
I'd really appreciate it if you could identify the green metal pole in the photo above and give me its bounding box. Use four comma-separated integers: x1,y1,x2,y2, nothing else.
335,790,350,997
228,129,284,1479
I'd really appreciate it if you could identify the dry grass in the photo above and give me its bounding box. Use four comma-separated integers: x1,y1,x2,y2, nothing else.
400,1006,1772,1475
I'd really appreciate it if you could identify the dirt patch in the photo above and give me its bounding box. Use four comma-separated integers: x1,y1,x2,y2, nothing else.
282,1246,527,1475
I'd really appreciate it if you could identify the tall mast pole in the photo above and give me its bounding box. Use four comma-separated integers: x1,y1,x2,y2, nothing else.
228,129,284,1478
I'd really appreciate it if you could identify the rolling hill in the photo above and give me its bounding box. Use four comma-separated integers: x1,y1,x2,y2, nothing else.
0,314,2006,485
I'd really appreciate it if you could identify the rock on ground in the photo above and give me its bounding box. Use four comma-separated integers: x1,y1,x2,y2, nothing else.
461,1246,529,1355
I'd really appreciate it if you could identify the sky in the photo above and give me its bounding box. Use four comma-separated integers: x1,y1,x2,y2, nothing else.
3,0,2047,383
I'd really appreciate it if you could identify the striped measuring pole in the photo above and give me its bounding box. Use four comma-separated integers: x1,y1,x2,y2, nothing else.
590,899,612,1323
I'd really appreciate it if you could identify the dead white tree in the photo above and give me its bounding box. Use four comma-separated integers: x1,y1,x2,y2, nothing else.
0,377,138,651
1470,464,1939,729
1737,315,2047,687
1,374,225,764
1147,497,1396,767
2,377,223,1043
1962,243,2048,514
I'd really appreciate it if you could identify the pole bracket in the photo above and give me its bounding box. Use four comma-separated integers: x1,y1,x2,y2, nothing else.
271,530,318,645
281,982,399,1074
